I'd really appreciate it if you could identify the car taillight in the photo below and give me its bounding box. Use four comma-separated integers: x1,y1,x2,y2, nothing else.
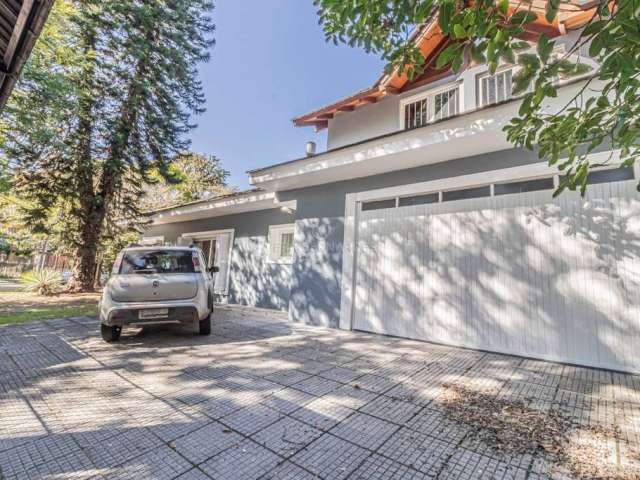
192,252,202,272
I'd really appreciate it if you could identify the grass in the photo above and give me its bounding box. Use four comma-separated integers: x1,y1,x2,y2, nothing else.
0,304,98,326
0,291,100,326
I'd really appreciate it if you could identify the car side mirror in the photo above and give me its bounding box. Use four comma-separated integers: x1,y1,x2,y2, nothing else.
209,266,219,273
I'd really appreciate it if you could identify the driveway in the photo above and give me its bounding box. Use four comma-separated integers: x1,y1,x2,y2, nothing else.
0,306,638,480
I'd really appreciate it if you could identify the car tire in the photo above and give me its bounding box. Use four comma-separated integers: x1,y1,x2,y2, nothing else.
101,324,122,342
198,314,212,335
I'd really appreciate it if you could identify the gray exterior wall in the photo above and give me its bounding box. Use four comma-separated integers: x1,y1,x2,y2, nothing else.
144,208,294,311
278,147,544,327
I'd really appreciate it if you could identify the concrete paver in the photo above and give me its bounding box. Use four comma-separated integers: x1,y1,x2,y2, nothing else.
0,305,638,479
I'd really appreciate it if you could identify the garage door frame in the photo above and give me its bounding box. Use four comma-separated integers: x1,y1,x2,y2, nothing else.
338,150,635,368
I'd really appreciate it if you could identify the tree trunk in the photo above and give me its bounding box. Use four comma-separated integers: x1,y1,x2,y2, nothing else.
67,214,102,292
66,25,99,293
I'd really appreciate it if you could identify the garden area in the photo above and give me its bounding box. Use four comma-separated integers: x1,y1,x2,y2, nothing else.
0,271,99,326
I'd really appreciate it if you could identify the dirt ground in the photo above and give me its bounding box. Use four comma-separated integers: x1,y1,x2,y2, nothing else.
0,292,101,314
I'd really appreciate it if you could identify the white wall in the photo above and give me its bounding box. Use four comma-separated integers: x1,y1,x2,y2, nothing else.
326,29,590,151
328,75,457,150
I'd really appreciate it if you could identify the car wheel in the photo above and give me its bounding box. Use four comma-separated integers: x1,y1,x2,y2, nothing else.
101,324,122,342
198,314,211,335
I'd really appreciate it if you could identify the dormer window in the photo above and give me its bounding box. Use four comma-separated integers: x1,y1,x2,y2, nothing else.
402,84,460,130
479,69,513,107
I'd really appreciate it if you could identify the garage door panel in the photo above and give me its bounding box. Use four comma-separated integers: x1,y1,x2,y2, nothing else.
353,180,640,372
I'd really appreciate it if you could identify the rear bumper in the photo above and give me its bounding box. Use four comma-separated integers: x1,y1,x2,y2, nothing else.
100,300,210,326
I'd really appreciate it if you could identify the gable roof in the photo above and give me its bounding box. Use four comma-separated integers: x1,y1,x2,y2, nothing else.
293,0,600,130
0,0,54,109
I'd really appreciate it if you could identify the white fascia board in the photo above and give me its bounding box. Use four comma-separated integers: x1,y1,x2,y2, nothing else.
250,79,596,192
151,191,296,225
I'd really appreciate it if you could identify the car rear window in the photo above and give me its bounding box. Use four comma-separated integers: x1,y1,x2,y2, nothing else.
120,250,195,274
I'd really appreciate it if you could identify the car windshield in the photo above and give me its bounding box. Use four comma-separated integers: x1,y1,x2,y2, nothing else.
120,250,195,274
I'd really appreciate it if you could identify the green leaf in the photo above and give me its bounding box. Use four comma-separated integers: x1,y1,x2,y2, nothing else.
545,0,560,23
537,34,553,63
470,43,486,63
588,33,605,57
453,24,467,39
513,41,531,51
582,20,607,36
435,43,462,69
439,1,455,34
510,10,538,25
498,0,509,16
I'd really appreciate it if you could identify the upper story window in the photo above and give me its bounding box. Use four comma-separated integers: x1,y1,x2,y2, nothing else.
479,69,513,107
402,85,460,130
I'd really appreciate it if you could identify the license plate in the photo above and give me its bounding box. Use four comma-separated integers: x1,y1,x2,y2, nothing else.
139,308,169,319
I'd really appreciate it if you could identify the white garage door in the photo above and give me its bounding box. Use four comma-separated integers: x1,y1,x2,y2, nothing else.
352,169,640,373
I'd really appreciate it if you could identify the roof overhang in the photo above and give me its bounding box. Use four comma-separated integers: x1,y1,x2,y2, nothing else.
0,0,54,109
252,79,594,192
292,0,599,130
149,190,297,225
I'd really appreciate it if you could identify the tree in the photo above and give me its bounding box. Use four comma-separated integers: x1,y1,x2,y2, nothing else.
1,0,215,291
315,0,639,194
142,152,231,211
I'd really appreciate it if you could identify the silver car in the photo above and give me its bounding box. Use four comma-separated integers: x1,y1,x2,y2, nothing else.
99,245,216,342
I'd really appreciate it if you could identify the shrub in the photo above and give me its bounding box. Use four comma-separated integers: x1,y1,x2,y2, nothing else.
20,269,63,296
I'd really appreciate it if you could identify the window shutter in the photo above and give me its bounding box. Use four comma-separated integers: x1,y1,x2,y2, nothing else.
270,230,282,262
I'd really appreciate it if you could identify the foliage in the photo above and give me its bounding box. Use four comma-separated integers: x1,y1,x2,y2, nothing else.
315,0,639,195
142,152,231,210
0,193,47,256
20,269,63,296
1,0,215,291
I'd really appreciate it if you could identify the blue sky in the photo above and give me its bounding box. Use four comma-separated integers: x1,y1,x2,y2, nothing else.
188,0,385,189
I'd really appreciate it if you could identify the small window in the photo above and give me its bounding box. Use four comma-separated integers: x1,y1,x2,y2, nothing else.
403,85,460,130
269,224,295,263
587,166,634,185
398,193,439,207
280,232,294,258
433,88,459,121
479,69,513,107
442,185,491,202
495,177,555,195
362,199,396,211
404,98,428,129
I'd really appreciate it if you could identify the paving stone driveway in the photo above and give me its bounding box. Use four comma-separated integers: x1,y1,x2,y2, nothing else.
0,306,638,480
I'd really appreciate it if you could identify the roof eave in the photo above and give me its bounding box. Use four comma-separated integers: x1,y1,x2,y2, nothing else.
0,0,55,110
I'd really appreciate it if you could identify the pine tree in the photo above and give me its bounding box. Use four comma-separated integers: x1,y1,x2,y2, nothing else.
1,0,215,291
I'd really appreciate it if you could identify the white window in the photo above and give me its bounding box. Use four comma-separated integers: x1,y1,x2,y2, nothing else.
402,85,460,129
268,224,295,263
479,69,513,107
432,88,459,121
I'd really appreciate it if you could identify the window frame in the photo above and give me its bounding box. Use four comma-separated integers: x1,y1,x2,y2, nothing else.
477,67,514,108
399,82,462,130
268,224,296,264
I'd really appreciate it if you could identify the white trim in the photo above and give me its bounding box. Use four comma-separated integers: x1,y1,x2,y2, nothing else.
180,228,235,241
180,228,235,295
249,80,601,192
151,190,297,225
139,235,165,246
268,223,296,264
338,149,624,330
477,67,514,108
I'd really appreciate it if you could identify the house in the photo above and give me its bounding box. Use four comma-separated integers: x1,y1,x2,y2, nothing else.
145,4,640,374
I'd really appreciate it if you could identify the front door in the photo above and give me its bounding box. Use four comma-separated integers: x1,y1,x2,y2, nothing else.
191,230,233,296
